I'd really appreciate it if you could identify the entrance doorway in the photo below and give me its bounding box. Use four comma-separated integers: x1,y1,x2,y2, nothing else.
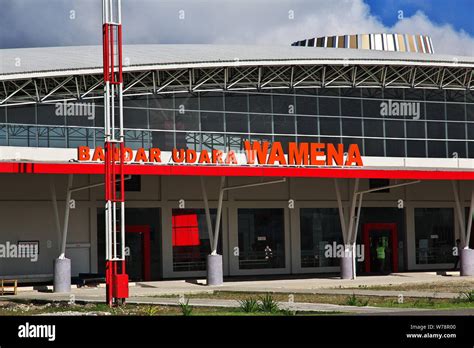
97,208,161,281
125,225,151,281
363,223,398,274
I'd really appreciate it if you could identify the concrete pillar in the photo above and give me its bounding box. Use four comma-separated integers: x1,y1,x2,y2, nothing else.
53,258,71,293
340,253,354,279
207,254,223,286
460,249,474,276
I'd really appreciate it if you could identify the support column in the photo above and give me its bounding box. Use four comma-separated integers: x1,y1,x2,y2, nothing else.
345,179,359,280
461,249,474,276
53,258,71,293
453,181,474,276
335,178,359,280
54,174,73,293
461,187,474,276
201,176,225,286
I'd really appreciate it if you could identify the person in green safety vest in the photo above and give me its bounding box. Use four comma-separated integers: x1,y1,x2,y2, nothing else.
376,240,386,274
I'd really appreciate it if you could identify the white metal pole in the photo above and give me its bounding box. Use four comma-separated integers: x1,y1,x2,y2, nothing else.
118,0,122,24
111,84,115,141
108,0,113,23
121,201,125,260
465,188,474,248
200,176,214,246
105,202,109,260
351,192,364,280
49,178,62,253
452,181,467,247
59,175,74,259
119,84,124,139
334,179,348,244
212,176,226,254
113,201,117,258
105,83,110,140
108,201,113,259
346,178,360,249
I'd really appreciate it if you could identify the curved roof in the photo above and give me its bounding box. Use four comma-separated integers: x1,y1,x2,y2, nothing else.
1,44,473,79
1,44,472,106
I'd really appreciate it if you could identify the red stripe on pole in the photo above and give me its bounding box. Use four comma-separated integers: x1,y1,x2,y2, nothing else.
1,162,474,180
118,25,123,83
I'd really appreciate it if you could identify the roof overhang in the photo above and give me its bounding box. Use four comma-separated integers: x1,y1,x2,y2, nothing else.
0,45,473,106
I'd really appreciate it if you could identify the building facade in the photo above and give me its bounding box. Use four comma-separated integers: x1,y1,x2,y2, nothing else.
0,37,473,282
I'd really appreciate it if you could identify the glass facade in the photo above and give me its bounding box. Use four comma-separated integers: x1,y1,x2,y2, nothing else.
300,208,342,268
238,208,285,269
172,209,222,272
1,88,473,158
414,208,455,264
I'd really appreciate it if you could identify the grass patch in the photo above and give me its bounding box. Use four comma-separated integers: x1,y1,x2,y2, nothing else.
152,290,474,310
345,294,369,306
0,299,340,316
342,280,473,293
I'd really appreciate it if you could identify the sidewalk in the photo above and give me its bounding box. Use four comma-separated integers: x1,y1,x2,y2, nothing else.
1,272,472,315
2,271,470,301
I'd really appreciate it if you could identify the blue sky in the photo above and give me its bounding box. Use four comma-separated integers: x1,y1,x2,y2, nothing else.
365,0,474,35
0,0,473,56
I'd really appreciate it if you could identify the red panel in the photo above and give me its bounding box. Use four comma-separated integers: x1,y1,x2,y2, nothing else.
172,213,200,247
112,273,129,298
0,162,474,180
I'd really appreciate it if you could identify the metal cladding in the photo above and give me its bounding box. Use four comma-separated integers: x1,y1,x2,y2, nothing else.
292,33,434,54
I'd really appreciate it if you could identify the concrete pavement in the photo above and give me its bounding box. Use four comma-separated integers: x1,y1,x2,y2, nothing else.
1,272,471,315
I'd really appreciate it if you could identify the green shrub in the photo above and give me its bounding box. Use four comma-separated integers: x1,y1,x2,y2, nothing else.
454,290,474,303
259,293,280,313
179,299,193,316
346,293,369,306
239,298,259,313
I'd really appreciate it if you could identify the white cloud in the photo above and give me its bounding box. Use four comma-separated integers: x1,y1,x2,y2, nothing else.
1,0,473,56
391,11,474,56
253,1,474,56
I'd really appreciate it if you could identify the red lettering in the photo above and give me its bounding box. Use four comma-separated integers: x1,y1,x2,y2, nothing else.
78,146,90,161
268,142,287,165
288,142,308,165
92,147,105,161
149,148,161,162
244,141,269,164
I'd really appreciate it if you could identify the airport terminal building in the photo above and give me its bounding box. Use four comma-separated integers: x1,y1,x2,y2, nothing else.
0,33,474,282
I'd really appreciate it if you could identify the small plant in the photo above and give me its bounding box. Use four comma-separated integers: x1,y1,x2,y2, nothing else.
259,293,280,313
239,298,259,313
179,299,193,316
346,293,358,306
280,308,297,316
454,290,474,303
345,293,369,306
144,305,159,316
